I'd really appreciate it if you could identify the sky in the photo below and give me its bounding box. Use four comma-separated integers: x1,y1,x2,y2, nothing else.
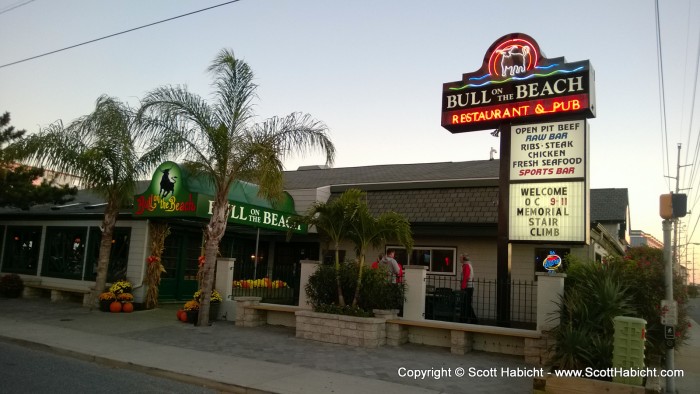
2,0,700,278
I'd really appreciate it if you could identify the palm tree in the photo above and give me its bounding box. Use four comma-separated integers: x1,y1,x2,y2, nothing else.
346,190,413,308
9,95,159,307
137,49,335,325
290,189,363,307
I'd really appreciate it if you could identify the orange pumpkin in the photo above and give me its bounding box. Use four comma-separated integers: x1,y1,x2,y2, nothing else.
122,302,134,313
109,301,122,313
177,309,187,322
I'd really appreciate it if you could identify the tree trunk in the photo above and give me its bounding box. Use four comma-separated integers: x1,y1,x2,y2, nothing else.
197,192,229,326
351,252,365,308
88,203,119,308
335,243,346,307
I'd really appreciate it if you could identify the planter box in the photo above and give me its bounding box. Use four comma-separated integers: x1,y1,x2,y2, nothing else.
295,310,387,348
231,287,293,303
534,372,660,394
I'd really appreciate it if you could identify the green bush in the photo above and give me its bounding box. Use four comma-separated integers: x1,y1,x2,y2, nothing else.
551,260,634,372
551,247,690,372
689,284,698,299
617,247,690,361
0,273,24,298
306,261,406,315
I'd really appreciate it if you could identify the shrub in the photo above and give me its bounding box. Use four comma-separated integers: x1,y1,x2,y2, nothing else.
0,273,24,298
551,247,690,372
689,284,698,299
551,259,634,372
306,261,405,315
616,247,690,360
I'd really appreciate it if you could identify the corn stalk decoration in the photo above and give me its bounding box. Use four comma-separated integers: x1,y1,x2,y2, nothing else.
145,222,170,309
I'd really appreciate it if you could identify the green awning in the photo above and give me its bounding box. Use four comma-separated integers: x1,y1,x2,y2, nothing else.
133,161,305,233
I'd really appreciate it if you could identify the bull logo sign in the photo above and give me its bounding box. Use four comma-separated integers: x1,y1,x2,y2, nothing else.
134,161,196,216
159,167,177,198
441,32,595,133
489,37,537,78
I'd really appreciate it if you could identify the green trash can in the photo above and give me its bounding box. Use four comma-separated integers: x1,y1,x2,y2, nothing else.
612,316,646,385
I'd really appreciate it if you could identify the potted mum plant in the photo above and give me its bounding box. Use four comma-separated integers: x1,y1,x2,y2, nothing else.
194,289,223,322
109,279,132,295
183,300,200,324
98,291,116,312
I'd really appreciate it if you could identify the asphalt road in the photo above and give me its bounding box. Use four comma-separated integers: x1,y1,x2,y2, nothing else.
0,339,216,394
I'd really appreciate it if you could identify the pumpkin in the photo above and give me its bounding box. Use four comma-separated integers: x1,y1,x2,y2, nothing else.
122,302,134,313
109,300,122,313
177,309,187,322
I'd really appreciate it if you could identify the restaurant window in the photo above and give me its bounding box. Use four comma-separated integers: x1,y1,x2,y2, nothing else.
2,226,42,275
85,227,131,282
42,226,88,280
323,250,346,265
220,235,269,280
534,247,570,277
388,246,457,275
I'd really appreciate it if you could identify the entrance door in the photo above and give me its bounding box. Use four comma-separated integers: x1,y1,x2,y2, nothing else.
159,228,201,301
274,242,319,305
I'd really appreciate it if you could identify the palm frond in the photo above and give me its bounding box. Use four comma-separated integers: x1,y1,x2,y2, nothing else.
207,48,257,133
253,112,335,167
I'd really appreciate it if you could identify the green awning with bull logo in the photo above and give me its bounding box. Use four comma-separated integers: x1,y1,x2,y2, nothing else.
133,161,306,234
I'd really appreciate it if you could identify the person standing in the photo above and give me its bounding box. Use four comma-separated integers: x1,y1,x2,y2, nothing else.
371,253,383,270
460,254,477,323
379,249,401,283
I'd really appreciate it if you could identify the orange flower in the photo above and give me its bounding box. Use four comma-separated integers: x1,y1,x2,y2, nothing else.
198,255,206,267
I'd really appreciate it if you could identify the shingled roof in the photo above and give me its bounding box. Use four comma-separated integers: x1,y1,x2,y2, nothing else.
590,188,629,223
283,160,499,189
364,187,499,224
284,161,627,228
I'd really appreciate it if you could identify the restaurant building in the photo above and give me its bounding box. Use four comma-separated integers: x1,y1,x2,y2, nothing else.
0,159,628,322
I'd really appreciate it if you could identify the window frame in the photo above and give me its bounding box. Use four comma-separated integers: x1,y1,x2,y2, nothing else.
41,226,89,280
1,225,42,275
387,245,457,275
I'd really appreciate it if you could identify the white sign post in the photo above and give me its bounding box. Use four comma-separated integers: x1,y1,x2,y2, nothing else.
509,181,586,242
510,120,586,181
660,300,678,326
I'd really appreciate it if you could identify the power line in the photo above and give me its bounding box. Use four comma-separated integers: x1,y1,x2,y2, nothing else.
656,0,671,191
0,0,35,16
0,0,241,69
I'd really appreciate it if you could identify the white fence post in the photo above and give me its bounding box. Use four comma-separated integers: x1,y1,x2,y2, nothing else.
403,265,427,320
216,257,236,320
535,272,566,331
298,259,320,309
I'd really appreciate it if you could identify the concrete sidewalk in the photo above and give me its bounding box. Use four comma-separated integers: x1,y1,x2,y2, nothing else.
0,298,531,393
1,297,699,393
672,317,700,393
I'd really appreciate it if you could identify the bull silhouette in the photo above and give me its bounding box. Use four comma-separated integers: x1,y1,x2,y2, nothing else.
159,168,177,198
498,45,530,77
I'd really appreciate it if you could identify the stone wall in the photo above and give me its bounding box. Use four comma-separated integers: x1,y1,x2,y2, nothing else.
234,296,265,327
524,331,556,365
295,310,387,348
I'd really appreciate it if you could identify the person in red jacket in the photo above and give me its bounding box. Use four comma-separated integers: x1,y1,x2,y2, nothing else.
371,253,382,270
460,254,477,323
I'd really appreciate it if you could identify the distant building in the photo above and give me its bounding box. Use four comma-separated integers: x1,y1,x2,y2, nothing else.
590,189,630,249
630,230,663,249
32,168,83,188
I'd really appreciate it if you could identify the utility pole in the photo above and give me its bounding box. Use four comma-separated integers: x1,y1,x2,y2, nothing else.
668,143,692,271
662,219,676,393
660,193,688,394
673,144,681,271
